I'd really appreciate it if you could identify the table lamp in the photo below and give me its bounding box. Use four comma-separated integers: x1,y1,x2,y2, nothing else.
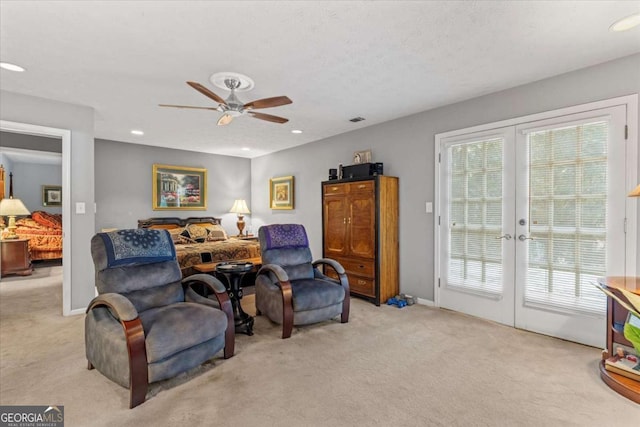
229,199,251,236
0,196,31,239
629,184,640,197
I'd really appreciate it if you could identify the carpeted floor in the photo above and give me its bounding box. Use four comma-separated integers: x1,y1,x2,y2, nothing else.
1,266,638,426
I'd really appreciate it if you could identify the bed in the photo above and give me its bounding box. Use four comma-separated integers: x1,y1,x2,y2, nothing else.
14,211,63,261
137,216,261,276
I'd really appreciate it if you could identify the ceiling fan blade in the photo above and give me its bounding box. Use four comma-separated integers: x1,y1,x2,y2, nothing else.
159,104,219,111
243,96,292,110
186,81,228,105
217,114,234,126
248,111,289,124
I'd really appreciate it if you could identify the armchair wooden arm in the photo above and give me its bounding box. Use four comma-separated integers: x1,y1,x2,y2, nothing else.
257,264,294,339
86,295,147,409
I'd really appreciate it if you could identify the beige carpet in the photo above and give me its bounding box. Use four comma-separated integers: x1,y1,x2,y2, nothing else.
1,267,638,426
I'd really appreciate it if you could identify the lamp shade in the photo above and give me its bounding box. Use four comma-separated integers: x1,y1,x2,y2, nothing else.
0,197,30,216
229,199,251,215
629,184,640,197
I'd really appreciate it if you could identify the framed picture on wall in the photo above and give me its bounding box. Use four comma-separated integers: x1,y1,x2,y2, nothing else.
269,175,294,210
152,164,207,210
42,185,62,207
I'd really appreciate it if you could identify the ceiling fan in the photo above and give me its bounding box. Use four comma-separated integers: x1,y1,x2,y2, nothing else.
160,73,292,126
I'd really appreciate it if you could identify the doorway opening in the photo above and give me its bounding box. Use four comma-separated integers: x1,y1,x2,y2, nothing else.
0,120,72,316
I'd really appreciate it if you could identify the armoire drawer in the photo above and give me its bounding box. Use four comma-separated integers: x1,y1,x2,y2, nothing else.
348,275,375,298
335,258,375,278
348,181,374,193
323,184,346,195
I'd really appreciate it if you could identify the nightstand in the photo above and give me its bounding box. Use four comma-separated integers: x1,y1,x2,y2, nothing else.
1,238,33,277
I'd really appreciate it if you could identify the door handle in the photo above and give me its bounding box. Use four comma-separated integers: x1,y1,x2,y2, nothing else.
495,234,512,240
518,234,533,241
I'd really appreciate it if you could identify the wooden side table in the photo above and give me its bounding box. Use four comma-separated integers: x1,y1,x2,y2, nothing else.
597,276,640,404
1,238,33,277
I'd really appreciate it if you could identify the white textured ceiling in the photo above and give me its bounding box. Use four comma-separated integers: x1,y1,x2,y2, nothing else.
1,1,639,158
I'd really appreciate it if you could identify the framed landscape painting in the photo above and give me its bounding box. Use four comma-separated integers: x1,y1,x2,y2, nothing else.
42,185,62,207
270,175,294,210
152,164,207,210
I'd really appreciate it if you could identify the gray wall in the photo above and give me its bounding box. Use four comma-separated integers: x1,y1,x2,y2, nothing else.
0,131,62,208
10,162,62,214
0,90,95,312
0,131,62,152
95,139,251,236
251,53,640,302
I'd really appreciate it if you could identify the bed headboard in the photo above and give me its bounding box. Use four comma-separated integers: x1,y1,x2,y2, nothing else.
137,216,222,229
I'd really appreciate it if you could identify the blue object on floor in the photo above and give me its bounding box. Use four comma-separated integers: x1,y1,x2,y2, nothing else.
386,297,407,308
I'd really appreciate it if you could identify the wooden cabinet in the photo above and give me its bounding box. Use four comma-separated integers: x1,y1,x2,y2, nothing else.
322,176,398,305
1,238,33,277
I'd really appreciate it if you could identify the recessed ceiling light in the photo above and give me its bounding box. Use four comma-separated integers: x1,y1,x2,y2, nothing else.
241,147,251,151
610,13,640,32
291,130,303,134
131,130,144,136
0,62,26,72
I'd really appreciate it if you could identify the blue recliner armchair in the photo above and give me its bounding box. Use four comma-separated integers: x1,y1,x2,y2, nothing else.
255,224,350,338
86,229,234,408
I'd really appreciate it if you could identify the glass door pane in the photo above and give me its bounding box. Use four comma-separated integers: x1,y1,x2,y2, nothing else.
514,106,627,347
438,127,516,326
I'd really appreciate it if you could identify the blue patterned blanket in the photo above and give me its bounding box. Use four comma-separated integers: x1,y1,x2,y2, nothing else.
98,229,176,268
261,224,309,250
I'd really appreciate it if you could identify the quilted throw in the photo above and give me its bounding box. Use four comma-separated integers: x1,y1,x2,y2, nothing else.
262,224,309,250
99,229,175,268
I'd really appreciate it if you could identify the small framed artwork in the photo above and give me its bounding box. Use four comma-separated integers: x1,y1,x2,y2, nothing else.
152,164,207,210
353,149,372,164
269,175,294,210
42,185,62,207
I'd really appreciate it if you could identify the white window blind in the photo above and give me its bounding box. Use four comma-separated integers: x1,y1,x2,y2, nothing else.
524,120,608,314
447,137,504,296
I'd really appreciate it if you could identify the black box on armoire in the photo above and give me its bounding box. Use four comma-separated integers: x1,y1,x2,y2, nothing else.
341,162,383,179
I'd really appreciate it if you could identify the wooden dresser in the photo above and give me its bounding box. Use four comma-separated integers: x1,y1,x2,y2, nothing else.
322,176,398,305
1,238,33,277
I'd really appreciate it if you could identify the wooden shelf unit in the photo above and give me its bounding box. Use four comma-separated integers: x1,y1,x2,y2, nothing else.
597,276,640,404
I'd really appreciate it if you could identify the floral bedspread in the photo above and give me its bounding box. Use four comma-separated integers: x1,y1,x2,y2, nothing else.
175,238,261,270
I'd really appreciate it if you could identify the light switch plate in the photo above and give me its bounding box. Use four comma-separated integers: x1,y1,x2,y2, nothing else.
76,202,86,214
426,202,433,213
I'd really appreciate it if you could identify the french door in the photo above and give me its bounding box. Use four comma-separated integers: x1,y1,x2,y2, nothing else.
437,104,630,347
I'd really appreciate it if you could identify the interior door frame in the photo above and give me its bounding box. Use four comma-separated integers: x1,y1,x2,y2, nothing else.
434,94,638,309
0,120,72,316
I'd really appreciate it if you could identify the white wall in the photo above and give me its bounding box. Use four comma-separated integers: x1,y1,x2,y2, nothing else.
251,53,640,302
0,90,95,312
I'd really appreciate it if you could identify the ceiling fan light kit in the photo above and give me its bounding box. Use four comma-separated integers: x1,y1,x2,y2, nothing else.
160,72,292,126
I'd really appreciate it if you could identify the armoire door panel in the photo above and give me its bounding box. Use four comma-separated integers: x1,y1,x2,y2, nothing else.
323,196,348,256
348,196,375,259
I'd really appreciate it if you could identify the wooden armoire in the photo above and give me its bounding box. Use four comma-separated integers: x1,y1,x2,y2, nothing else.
322,175,398,305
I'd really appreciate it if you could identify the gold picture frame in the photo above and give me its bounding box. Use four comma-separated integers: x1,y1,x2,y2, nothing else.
152,164,207,210
269,175,294,210
42,185,62,207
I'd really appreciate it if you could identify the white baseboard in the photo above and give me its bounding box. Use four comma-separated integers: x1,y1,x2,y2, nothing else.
416,298,435,307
